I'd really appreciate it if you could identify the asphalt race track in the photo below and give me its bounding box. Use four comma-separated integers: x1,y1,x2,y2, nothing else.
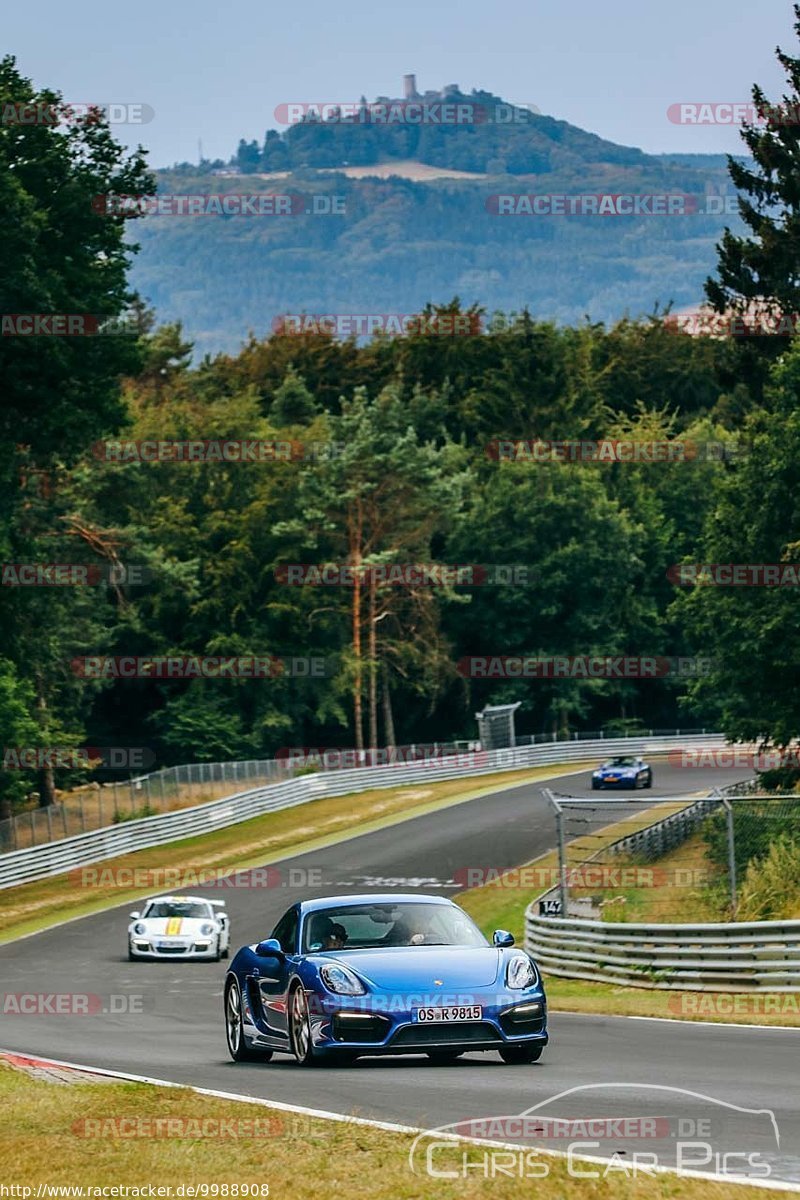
2,760,799,1186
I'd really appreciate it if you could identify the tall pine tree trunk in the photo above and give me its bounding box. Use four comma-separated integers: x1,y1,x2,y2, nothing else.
382,660,396,749
35,679,55,808
368,572,378,749
350,506,364,751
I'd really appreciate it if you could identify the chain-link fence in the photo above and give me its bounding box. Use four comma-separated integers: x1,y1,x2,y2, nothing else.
542,790,731,923
0,742,474,852
541,788,800,924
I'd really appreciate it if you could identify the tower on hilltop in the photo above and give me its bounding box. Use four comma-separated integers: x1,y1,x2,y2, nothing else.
403,74,419,99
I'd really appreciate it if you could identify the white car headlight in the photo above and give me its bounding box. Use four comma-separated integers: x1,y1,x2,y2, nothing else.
507,954,537,990
200,923,215,936
133,923,146,936
320,964,366,995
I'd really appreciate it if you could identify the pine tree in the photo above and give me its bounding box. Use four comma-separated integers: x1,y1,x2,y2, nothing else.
706,4,800,324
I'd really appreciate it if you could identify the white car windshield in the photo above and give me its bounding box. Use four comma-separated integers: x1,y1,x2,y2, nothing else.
302,902,487,952
145,901,211,919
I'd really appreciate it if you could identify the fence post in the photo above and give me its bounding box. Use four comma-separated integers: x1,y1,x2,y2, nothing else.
544,789,568,916
46,805,53,842
159,770,166,810
79,792,86,833
722,796,737,918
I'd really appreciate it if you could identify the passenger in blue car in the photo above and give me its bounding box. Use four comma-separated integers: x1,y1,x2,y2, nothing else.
387,915,429,946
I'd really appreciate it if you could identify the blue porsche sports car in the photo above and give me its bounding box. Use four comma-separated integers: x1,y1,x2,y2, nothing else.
224,893,547,1065
591,755,653,790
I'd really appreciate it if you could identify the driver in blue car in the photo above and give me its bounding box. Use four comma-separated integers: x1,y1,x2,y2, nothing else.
323,922,347,950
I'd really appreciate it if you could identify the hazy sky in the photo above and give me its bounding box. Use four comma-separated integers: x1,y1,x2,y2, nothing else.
4,0,795,168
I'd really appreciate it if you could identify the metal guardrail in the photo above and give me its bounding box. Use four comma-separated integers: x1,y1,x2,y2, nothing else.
0,733,725,890
525,911,800,991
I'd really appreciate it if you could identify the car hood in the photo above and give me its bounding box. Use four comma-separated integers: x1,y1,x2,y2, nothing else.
135,917,211,935
320,946,503,990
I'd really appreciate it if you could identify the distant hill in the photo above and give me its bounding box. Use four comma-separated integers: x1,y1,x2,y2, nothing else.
129,82,745,355
224,84,651,177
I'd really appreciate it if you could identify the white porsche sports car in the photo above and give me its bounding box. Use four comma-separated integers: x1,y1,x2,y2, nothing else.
127,895,230,961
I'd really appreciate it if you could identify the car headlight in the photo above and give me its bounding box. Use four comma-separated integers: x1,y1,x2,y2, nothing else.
507,954,537,989
133,923,146,936
200,923,215,936
320,964,366,995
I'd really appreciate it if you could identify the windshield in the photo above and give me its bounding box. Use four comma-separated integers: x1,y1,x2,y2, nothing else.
302,902,488,952
144,901,211,920
606,756,637,767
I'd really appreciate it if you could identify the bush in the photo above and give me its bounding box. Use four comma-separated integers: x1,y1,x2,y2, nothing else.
112,804,158,824
737,834,800,920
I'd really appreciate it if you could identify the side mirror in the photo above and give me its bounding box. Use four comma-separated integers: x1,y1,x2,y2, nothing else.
493,929,515,947
256,938,284,959
129,912,141,920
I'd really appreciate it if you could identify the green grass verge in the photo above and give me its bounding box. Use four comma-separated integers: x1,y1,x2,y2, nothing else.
0,1060,777,1199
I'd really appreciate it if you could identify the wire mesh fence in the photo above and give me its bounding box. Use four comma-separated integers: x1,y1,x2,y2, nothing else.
0,742,470,852
540,789,800,924
0,759,290,852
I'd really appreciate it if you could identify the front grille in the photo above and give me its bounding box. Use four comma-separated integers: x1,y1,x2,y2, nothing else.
157,945,188,954
331,1013,391,1043
392,1022,502,1047
498,1008,546,1036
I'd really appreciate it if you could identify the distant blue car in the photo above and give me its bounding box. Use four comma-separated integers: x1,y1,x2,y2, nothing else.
224,893,547,1066
591,755,653,790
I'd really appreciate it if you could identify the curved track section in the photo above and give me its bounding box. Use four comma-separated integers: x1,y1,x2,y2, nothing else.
2,761,798,1184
